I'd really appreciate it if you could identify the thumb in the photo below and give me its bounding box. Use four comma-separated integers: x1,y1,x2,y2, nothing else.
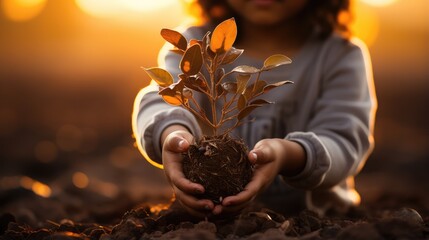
249,142,272,164
163,131,193,153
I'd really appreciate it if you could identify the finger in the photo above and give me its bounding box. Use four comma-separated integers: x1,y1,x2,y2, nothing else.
212,205,223,215
222,166,269,206
174,187,214,211
171,173,205,195
164,135,190,153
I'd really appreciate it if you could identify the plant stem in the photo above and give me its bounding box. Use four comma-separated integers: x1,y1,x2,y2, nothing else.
210,54,219,135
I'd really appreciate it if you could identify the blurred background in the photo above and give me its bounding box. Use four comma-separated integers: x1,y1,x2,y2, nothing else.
0,0,428,223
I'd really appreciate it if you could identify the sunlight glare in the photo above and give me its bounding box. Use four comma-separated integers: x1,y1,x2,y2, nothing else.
360,0,398,7
75,0,177,18
1,0,47,22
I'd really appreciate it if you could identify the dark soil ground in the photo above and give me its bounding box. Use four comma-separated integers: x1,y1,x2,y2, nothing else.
1,151,429,240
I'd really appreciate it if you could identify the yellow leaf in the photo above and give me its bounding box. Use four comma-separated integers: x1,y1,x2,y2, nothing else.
210,18,237,53
262,54,292,71
143,67,173,87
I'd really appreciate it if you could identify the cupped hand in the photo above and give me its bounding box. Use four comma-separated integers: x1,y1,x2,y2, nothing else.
214,138,305,215
162,128,215,217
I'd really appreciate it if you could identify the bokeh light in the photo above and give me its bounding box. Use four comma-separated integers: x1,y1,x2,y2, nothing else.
20,176,52,198
72,172,90,189
1,0,47,22
360,0,398,7
75,0,178,18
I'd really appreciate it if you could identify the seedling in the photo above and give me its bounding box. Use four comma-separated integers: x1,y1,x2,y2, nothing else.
143,18,292,203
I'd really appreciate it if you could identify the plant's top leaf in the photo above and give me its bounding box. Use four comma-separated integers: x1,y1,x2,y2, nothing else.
180,44,203,75
210,18,237,53
143,67,173,87
161,28,187,51
262,54,292,71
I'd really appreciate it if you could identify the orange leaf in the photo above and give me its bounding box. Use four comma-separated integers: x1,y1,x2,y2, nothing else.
180,44,203,75
210,18,237,53
161,95,182,106
143,67,173,87
160,29,187,51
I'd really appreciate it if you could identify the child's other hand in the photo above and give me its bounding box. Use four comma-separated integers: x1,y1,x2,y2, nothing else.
214,138,305,215
161,127,215,217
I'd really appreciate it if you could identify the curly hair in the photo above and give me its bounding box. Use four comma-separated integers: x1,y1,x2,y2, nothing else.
189,0,352,39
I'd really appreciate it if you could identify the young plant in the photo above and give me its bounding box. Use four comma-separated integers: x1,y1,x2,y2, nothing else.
143,18,293,203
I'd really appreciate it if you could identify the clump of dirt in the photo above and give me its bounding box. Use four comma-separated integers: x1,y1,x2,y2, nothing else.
182,134,253,203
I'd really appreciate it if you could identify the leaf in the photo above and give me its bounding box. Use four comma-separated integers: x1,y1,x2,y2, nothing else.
159,87,182,106
262,54,292,71
221,82,237,93
221,47,244,65
244,80,267,99
236,74,251,94
215,68,225,83
231,65,260,74
189,39,201,46
142,67,173,87
162,95,182,106
169,49,185,55
263,80,293,93
182,75,208,93
249,99,273,105
180,44,203,75
237,94,247,111
160,28,187,51
210,18,237,53
238,104,263,120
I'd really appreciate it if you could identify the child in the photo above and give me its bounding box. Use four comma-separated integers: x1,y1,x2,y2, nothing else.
132,0,377,217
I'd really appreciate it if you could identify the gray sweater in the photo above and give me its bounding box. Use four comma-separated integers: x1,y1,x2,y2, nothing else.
132,26,377,214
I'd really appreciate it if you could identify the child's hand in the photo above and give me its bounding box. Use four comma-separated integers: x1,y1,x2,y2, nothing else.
161,126,215,217
214,138,306,215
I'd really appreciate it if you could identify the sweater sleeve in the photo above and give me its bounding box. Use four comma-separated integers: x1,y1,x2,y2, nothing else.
284,38,377,189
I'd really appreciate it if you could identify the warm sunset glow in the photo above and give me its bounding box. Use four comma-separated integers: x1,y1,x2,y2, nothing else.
72,172,90,189
360,0,398,7
75,0,178,18
1,0,47,22
351,2,380,46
